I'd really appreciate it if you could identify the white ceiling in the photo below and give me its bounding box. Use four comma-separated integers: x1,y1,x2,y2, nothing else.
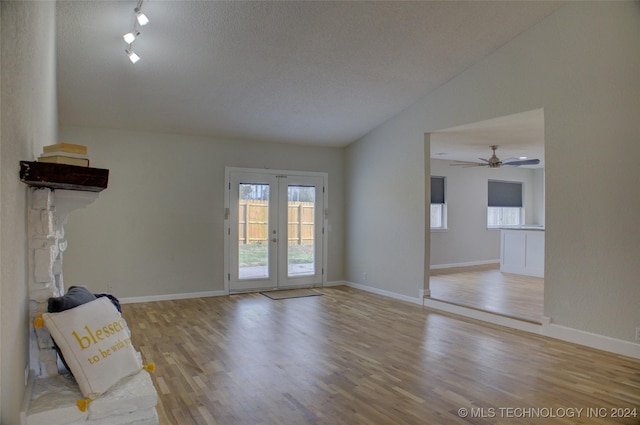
430,109,545,167
56,1,563,148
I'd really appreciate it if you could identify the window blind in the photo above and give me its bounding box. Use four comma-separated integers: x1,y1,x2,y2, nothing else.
488,180,522,207
431,176,445,204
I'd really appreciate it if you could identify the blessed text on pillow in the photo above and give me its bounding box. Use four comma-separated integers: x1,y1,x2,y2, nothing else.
42,297,142,398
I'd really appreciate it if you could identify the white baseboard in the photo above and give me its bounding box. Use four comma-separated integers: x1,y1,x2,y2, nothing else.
120,290,227,304
421,301,640,360
541,317,640,359
430,259,499,270
423,298,543,334
345,281,423,305
324,280,347,287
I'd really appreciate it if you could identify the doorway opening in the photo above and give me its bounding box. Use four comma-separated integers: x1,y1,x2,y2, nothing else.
427,109,545,323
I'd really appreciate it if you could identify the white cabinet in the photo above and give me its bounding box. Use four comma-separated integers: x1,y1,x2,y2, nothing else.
500,229,544,278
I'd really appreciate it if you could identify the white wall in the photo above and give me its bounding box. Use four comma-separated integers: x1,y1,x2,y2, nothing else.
0,2,58,423
345,2,640,342
345,120,425,298
430,158,540,267
60,127,345,298
531,168,544,226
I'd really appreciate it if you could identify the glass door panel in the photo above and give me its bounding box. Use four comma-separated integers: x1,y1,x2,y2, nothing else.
238,183,270,280
278,176,324,288
229,173,278,292
287,185,315,277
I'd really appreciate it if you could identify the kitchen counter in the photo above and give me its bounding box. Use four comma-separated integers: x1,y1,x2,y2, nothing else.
499,225,545,231
500,228,544,278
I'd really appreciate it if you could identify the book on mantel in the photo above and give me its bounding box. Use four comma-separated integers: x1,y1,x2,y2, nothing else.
42,142,87,155
38,155,90,167
38,142,89,166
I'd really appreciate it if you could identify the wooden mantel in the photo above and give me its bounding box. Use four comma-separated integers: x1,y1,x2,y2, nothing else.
20,161,109,192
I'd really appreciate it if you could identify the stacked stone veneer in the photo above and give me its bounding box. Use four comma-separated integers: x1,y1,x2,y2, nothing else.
28,188,97,377
25,187,158,425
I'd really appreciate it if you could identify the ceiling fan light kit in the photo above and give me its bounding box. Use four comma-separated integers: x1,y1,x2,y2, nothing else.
450,145,540,168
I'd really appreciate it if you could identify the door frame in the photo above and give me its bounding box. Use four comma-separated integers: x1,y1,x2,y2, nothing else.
224,167,329,294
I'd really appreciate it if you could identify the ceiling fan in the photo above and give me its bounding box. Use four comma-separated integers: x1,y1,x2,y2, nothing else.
450,145,540,168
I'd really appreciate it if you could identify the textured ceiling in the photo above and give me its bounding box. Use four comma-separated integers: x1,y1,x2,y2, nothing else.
56,1,564,147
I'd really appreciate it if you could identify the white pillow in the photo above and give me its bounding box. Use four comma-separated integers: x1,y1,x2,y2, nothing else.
42,296,142,398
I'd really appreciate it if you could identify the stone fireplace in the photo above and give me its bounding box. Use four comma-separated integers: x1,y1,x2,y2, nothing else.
20,162,158,425
28,188,99,377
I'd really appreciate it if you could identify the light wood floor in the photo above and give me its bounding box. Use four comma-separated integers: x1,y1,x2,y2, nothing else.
123,286,640,425
429,264,544,323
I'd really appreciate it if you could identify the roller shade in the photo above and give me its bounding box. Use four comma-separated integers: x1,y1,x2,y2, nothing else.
488,180,522,207
431,176,445,204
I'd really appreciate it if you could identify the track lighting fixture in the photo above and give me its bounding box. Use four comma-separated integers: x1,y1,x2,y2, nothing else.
122,1,149,64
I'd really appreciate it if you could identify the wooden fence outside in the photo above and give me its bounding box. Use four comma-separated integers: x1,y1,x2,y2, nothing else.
239,200,315,245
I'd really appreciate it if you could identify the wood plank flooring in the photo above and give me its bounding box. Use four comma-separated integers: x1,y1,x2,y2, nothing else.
429,264,544,322
122,286,640,425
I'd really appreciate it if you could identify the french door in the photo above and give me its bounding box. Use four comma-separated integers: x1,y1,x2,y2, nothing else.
226,169,325,293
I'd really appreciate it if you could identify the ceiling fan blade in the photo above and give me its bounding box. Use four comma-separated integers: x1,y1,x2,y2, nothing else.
503,159,540,166
450,161,488,167
478,158,490,163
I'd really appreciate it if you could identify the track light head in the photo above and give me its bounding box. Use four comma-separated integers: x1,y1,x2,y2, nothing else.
123,31,139,44
125,48,140,64
134,7,149,26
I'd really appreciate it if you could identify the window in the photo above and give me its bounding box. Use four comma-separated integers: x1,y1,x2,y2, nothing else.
488,180,522,227
431,176,446,229
487,207,521,226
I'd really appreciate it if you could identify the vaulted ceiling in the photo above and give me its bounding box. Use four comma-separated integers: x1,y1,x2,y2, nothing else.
56,1,563,148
